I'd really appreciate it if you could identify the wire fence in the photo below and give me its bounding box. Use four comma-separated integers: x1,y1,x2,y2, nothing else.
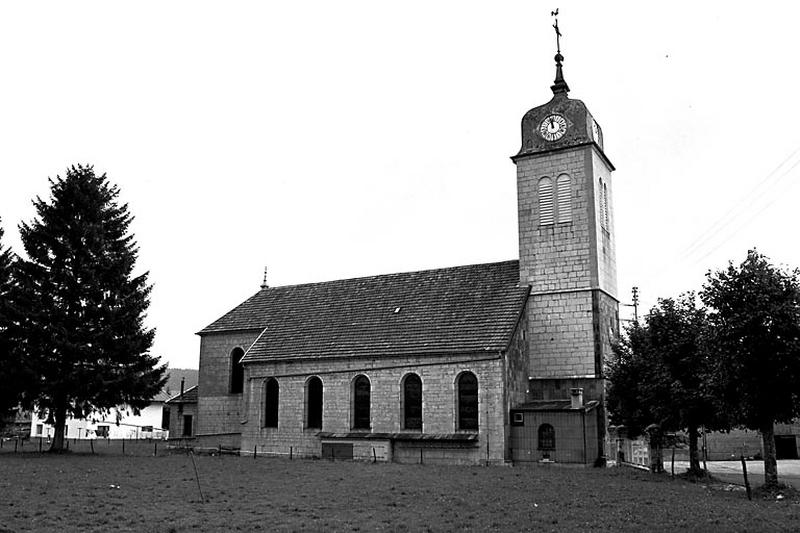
0,436,199,457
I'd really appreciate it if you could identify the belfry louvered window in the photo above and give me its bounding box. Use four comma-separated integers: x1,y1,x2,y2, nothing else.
599,178,609,230
538,177,554,225
556,174,572,223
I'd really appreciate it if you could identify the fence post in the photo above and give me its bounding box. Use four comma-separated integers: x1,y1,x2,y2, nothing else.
254,445,257,460
122,438,125,455
740,455,752,500
290,446,293,460
671,447,675,478
14,438,18,453
154,441,158,457
90,439,95,454
39,437,42,453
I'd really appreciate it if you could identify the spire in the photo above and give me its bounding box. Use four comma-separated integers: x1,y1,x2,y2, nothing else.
260,266,269,289
550,9,570,96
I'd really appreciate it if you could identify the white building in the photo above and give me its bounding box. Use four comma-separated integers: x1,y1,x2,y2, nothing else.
30,368,198,440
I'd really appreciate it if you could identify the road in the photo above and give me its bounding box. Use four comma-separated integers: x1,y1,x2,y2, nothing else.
671,459,800,489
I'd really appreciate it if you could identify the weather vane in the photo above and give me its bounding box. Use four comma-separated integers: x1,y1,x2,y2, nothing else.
549,8,569,95
551,9,562,54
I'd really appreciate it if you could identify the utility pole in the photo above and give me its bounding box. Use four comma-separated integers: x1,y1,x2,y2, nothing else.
631,286,639,323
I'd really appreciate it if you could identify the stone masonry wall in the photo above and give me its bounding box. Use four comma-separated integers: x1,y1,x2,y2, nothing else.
527,290,595,377
592,149,617,297
197,330,262,442
503,306,530,452
516,146,594,292
239,352,509,464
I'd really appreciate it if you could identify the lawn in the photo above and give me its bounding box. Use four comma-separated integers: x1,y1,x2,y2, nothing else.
1,443,799,532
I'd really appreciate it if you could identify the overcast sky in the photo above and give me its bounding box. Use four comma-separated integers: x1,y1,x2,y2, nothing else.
2,2,799,369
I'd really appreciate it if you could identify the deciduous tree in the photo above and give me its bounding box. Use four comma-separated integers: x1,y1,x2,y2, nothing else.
608,295,721,474
702,250,800,487
16,166,166,451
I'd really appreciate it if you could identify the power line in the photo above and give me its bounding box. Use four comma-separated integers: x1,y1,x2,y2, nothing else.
680,144,800,259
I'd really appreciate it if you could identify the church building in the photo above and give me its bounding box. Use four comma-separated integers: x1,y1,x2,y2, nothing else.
195,40,619,465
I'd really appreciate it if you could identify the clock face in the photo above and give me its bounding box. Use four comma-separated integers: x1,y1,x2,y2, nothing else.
591,120,601,143
539,114,567,141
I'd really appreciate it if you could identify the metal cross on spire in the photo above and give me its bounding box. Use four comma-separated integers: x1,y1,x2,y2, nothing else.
549,8,570,95
551,9,562,54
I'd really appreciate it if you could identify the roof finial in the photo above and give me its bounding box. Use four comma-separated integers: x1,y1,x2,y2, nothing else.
550,9,570,96
260,266,269,289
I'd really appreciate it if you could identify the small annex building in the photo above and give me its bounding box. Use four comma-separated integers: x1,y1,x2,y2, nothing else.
164,385,198,440
195,43,620,465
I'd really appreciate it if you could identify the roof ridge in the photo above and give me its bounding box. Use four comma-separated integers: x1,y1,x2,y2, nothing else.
262,259,519,291
165,384,198,403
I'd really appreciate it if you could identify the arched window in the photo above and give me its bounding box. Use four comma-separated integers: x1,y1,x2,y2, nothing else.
230,348,245,394
402,373,422,430
456,372,478,431
352,375,370,430
263,378,279,428
556,174,572,223
538,423,555,450
538,177,554,226
306,376,323,429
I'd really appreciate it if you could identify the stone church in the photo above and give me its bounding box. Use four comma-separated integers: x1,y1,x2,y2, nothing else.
195,46,618,465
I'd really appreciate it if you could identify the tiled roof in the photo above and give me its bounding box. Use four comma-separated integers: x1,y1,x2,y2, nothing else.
152,369,199,402
199,260,529,361
165,385,198,404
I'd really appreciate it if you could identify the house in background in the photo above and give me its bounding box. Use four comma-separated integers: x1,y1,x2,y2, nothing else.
30,368,197,440
1,409,32,439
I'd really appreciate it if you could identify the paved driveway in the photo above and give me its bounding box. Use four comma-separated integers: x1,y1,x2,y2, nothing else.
672,460,800,489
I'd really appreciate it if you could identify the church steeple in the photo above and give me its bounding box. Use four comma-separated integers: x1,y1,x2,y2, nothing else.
512,11,619,407
550,10,569,96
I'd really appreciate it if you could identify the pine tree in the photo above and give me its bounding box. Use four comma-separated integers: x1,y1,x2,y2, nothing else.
0,218,21,428
16,166,166,451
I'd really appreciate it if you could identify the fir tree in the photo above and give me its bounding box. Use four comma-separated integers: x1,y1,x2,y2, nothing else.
0,218,21,428
16,166,166,451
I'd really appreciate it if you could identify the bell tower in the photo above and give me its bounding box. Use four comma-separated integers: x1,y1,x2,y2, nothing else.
513,18,618,406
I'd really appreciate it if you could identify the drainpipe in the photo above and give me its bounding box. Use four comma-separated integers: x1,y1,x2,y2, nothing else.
582,409,587,465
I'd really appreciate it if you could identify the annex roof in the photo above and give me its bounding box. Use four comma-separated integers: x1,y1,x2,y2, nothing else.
513,399,600,413
152,368,199,403
165,385,198,404
199,260,529,362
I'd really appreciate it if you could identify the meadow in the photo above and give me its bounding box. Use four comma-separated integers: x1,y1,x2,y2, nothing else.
1,440,799,532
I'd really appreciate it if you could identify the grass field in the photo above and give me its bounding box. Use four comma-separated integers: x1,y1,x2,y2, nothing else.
1,441,799,532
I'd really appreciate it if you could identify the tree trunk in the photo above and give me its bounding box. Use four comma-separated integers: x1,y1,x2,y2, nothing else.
687,422,702,475
649,442,664,473
49,402,67,453
647,428,664,473
761,421,779,488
